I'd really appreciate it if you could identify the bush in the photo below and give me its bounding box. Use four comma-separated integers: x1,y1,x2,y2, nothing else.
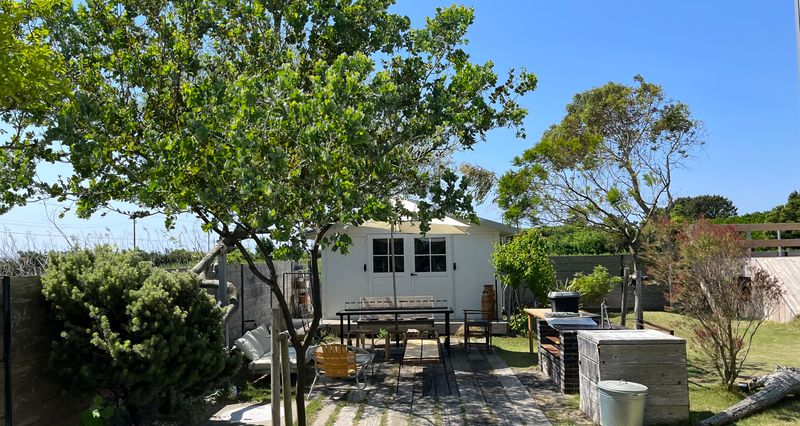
508,310,529,337
567,265,622,306
672,221,783,389
41,247,240,419
491,229,556,301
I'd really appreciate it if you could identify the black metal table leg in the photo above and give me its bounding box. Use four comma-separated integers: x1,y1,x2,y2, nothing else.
445,312,451,356
339,315,344,344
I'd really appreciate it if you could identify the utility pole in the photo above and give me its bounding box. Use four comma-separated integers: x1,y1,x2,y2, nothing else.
132,217,137,250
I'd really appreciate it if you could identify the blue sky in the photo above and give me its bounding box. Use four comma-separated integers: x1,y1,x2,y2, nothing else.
391,1,800,220
2,1,799,251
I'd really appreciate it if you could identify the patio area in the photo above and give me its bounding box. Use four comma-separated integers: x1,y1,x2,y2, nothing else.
307,338,551,426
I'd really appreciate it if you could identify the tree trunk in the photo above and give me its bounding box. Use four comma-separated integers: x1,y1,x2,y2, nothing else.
294,350,307,426
698,367,800,426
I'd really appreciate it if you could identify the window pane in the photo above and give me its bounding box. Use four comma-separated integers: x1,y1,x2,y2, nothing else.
432,255,447,272
392,238,404,255
415,256,430,273
393,256,405,272
373,256,388,273
373,238,388,255
414,238,429,255
430,238,446,254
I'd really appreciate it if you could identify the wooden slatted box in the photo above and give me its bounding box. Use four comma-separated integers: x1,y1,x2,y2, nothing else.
577,330,689,425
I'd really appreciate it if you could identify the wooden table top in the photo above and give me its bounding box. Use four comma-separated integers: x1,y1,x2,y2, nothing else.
524,308,599,319
403,338,441,364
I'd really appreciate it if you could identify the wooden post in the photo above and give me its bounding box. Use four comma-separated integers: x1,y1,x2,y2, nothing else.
527,311,534,353
620,267,629,327
634,269,644,330
746,230,752,256
271,308,281,424
280,336,293,426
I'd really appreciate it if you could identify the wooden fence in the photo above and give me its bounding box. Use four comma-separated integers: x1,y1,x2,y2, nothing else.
211,261,302,343
727,223,800,254
0,276,86,425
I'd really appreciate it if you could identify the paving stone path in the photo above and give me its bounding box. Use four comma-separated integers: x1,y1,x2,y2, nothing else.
308,341,552,426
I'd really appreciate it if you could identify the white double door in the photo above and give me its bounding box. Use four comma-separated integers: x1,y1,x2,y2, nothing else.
367,234,454,307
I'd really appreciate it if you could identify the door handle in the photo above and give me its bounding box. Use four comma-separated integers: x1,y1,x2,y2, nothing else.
410,273,418,276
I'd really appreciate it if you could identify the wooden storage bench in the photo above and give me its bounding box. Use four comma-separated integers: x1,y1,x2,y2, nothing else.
577,330,689,425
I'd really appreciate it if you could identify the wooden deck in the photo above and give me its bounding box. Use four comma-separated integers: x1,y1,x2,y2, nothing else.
310,339,550,426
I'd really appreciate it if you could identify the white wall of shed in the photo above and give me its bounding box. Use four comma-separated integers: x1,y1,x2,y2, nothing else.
320,230,501,320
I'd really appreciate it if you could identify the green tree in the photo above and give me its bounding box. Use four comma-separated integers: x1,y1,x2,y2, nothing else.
0,0,69,213
498,75,703,327
41,247,239,421
41,2,536,421
540,224,621,255
770,191,800,222
671,194,737,220
491,229,556,303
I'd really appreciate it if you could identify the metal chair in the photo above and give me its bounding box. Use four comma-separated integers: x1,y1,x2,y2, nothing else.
308,344,374,397
463,309,493,351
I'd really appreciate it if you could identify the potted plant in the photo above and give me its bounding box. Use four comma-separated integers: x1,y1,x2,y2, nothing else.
566,265,622,310
548,279,581,313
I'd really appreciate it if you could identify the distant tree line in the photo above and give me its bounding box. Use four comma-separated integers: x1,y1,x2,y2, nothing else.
509,191,800,256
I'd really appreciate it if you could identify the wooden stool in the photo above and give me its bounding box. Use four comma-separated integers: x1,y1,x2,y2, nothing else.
383,329,405,356
347,329,369,348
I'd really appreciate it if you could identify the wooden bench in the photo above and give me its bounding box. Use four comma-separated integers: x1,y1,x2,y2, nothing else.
403,338,441,364
397,338,450,393
356,296,437,333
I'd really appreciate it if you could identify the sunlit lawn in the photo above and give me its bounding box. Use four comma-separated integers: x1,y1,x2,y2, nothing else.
493,312,800,425
637,311,800,425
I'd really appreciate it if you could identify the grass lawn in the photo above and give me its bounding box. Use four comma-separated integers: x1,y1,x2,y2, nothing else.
637,311,800,425
493,312,800,425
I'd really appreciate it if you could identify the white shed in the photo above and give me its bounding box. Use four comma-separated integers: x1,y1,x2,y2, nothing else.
320,204,517,320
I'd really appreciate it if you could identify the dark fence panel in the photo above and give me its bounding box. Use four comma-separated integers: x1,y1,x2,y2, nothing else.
505,255,669,312
550,255,668,311
550,255,632,284
0,276,86,426
214,261,297,343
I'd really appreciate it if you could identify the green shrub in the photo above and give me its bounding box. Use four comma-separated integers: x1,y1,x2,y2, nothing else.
508,310,529,337
491,229,556,301
41,247,240,419
567,265,622,306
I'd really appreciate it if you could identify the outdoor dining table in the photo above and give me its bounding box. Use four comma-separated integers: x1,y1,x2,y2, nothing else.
335,306,455,355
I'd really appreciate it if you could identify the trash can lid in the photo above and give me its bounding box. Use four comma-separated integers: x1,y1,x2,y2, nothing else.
547,291,580,298
598,380,648,395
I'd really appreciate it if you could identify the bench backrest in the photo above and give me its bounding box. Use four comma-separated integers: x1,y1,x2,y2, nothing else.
359,296,393,320
396,296,434,309
397,296,434,319
356,296,437,321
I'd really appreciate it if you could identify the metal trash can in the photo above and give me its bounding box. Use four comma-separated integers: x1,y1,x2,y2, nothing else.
598,380,648,426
